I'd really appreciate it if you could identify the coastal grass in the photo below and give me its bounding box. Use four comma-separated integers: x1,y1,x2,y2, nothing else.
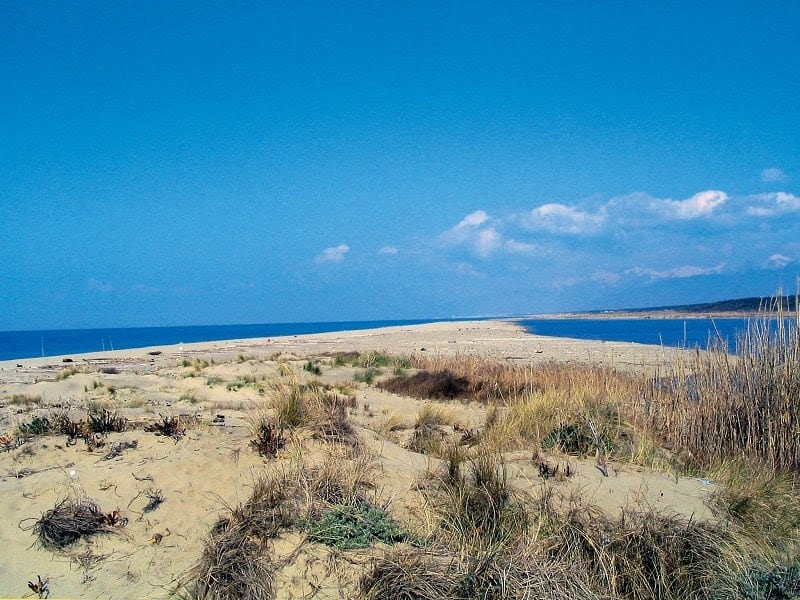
637,308,800,472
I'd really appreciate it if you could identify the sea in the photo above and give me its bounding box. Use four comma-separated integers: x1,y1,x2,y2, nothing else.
0,316,763,362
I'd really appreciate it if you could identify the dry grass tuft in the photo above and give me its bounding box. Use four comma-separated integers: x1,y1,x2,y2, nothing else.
193,519,275,600
30,496,124,550
360,545,599,600
191,472,297,600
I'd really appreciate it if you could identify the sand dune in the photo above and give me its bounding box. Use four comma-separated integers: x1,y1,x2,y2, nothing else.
0,321,703,599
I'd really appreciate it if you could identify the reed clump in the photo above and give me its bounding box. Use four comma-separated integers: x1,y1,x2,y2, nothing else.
638,307,800,472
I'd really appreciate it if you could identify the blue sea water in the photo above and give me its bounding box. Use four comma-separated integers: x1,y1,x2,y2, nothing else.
0,319,448,361
0,316,767,362
517,317,752,352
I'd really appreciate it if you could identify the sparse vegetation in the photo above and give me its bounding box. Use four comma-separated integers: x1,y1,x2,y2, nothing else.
354,368,381,384
56,366,80,380
144,414,186,440
88,407,126,433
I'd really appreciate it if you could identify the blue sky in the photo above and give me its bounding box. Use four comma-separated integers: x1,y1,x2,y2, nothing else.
2,1,799,329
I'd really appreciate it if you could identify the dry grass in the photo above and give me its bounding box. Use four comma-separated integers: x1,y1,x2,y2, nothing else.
29,496,125,550
189,451,380,599
190,472,297,600
360,545,599,600
638,308,800,472
540,503,740,599
270,377,359,448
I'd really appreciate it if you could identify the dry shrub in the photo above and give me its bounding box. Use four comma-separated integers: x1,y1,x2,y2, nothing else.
271,378,359,447
312,401,359,448
144,414,186,440
709,460,800,558
51,411,89,442
299,452,375,513
88,407,126,433
427,452,528,552
249,419,286,457
193,520,275,600
407,424,448,456
415,403,456,428
379,369,473,401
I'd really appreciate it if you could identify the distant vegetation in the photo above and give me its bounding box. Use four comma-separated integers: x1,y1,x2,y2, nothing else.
625,294,798,313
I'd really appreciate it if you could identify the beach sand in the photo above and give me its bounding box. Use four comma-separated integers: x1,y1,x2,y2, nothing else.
0,320,708,599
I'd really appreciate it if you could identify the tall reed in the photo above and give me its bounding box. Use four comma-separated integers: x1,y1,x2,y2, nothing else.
639,298,800,471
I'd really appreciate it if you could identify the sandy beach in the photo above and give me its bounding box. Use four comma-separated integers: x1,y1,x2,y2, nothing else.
0,321,709,599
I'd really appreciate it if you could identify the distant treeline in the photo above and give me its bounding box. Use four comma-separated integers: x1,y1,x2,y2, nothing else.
631,296,798,313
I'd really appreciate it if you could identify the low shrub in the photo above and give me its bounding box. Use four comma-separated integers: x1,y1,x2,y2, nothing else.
300,501,405,549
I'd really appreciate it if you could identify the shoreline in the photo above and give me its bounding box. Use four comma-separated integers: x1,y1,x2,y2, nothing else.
0,320,686,381
2,311,781,364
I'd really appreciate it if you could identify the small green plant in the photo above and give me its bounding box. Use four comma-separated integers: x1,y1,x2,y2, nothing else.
303,360,322,376
354,368,381,384
18,416,53,436
300,501,405,549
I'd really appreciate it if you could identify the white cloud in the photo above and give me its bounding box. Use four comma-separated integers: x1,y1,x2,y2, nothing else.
525,203,605,234
456,210,489,229
626,263,724,280
440,210,504,257
766,253,793,268
379,246,398,255
761,167,788,183
746,192,800,217
658,190,728,219
315,244,350,263
592,270,620,285
88,278,114,292
476,228,502,257
504,240,539,254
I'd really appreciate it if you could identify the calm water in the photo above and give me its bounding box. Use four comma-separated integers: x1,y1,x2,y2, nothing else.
0,316,768,362
0,319,447,361
517,317,752,351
